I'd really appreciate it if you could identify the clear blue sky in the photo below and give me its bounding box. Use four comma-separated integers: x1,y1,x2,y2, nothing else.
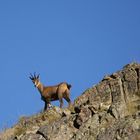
0,0,140,129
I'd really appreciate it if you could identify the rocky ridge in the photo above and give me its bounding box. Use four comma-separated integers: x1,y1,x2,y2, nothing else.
0,62,140,140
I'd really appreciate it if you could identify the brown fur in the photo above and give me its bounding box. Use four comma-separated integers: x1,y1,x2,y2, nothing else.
29,73,72,111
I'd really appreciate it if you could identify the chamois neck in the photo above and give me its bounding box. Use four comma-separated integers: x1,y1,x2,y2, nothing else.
36,82,44,94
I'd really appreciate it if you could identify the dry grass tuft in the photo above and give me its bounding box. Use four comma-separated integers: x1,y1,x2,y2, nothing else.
0,107,64,139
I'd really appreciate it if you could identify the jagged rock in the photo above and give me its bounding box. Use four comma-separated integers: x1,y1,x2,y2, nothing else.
74,106,92,128
72,113,100,140
20,133,46,140
37,117,76,140
97,114,140,140
1,62,140,140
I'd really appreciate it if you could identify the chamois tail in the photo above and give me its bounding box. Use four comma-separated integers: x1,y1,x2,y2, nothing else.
67,84,72,90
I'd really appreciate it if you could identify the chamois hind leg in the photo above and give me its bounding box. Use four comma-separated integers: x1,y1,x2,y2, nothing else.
59,98,63,108
64,89,72,108
58,89,64,108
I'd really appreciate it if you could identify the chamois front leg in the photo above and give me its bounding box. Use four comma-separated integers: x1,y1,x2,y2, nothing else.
44,102,47,111
44,101,51,111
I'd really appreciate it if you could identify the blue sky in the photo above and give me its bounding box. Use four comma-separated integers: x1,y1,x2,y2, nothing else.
0,0,140,129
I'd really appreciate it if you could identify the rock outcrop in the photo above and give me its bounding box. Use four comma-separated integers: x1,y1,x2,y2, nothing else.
0,62,140,140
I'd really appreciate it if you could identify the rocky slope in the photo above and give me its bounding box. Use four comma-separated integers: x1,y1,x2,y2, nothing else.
0,62,140,140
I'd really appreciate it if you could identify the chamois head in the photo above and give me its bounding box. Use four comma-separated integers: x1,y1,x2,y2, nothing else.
29,73,40,87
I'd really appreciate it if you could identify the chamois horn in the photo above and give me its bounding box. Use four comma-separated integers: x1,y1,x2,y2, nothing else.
34,72,40,79
29,72,39,80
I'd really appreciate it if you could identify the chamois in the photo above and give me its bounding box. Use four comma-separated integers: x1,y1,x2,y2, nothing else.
29,73,72,111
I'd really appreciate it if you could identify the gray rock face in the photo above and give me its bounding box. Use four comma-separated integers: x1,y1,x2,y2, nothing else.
1,62,140,140
20,133,46,140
